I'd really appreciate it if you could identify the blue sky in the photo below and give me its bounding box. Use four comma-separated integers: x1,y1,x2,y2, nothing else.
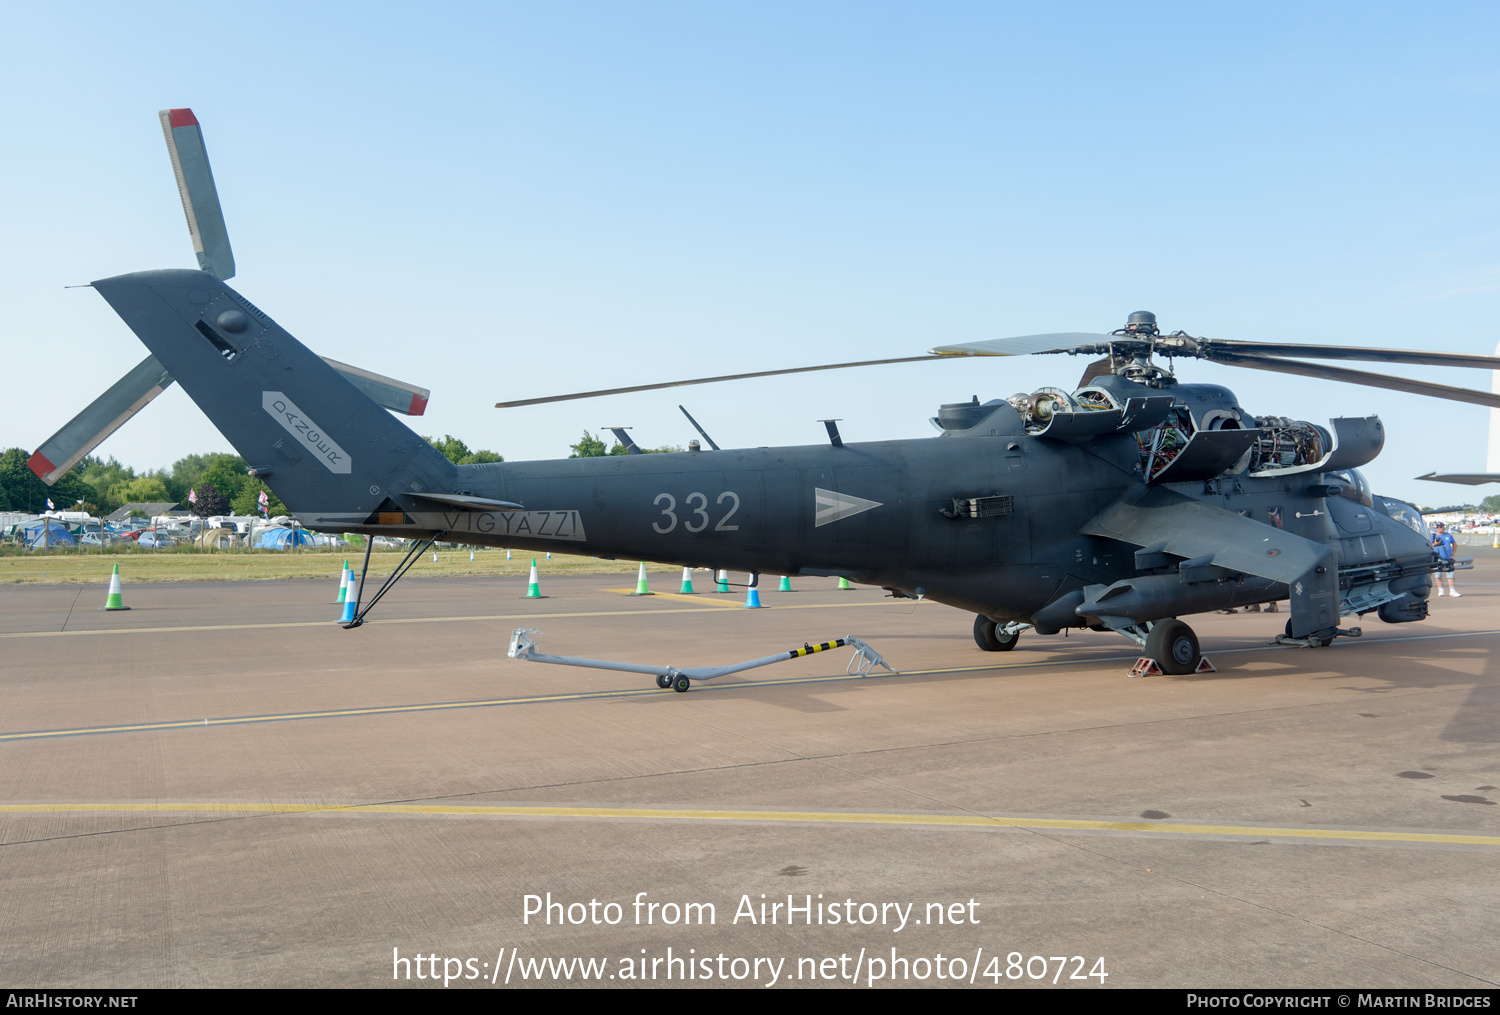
4,2,1498,503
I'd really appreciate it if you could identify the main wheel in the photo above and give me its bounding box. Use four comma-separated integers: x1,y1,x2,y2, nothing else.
1144,619,1200,675
656,673,673,688
973,615,1019,652
673,675,691,693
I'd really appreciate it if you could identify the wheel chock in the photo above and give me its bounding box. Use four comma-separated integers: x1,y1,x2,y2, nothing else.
1194,656,1217,673
1128,657,1162,677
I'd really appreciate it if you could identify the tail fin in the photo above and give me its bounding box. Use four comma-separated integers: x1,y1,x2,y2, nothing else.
92,268,455,527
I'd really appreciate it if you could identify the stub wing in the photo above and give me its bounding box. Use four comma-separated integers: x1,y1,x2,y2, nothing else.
1081,485,1339,637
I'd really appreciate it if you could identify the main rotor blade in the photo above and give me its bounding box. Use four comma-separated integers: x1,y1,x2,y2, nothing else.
496,356,943,408
1414,472,1500,486
1210,351,1500,409
928,333,1113,357
1201,339,1500,371
159,108,235,280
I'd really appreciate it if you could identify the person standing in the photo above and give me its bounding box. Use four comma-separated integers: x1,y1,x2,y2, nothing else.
1433,521,1460,597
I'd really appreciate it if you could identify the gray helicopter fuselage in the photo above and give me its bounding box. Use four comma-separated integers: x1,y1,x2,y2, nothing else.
428,427,1136,619
91,269,1436,634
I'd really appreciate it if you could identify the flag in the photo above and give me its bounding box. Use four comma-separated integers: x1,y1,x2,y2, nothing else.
46,498,54,510
188,488,198,505
258,490,269,517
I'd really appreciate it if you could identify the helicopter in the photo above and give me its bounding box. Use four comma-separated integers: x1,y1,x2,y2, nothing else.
34,111,1496,680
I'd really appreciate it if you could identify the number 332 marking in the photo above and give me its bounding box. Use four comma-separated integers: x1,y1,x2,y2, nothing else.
652,491,740,534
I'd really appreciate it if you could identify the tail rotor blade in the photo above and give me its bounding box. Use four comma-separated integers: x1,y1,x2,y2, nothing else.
159,108,235,281
320,357,431,416
28,355,175,485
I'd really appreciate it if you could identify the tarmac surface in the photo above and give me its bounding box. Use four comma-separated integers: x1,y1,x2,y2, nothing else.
1,563,1498,989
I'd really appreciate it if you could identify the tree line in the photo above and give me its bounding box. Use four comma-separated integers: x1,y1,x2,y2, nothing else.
0,429,687,517
0,433,506,518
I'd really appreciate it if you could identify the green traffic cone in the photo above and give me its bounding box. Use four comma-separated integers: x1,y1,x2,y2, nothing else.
778,575,793,592
678,567,697,594
102,563,129,611
837,576,853,590
524,559,544,598
333,561,350,603
631,562,654,596
715,570,731,593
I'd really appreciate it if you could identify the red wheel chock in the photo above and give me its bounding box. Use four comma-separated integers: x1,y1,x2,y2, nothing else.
1128,656,1217,677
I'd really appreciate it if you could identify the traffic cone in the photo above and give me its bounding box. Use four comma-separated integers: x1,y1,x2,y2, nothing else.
339,580,358,623
744,575,764,609
679,567,697,594
546,552,552,560
524,559,544,598
506,548,512,560
101,563,129,611
1492,532,1497,549
837,576,853,590
715,570,731,593
432,550,438,563
631,562,654,596
469,547,475,562
333,561,350,603
778,575,793,592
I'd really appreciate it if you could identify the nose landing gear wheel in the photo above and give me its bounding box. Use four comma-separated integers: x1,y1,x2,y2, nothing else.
1144,619,1200,675
973,615,1020,652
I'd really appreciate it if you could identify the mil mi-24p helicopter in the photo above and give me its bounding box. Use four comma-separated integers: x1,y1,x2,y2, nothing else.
34,110,1495,682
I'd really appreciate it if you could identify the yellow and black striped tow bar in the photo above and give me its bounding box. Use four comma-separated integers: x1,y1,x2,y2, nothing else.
508,630,898,693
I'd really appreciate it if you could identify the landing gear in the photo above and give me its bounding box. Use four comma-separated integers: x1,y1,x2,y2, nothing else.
656,673,673,688
1285,620,1336,647
973,615,1020,652
1144,619,1201,675
673,675,691,693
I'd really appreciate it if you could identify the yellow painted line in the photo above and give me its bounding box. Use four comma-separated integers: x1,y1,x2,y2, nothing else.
605,588,744,607
0,802,1495,846
0,598,907,640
